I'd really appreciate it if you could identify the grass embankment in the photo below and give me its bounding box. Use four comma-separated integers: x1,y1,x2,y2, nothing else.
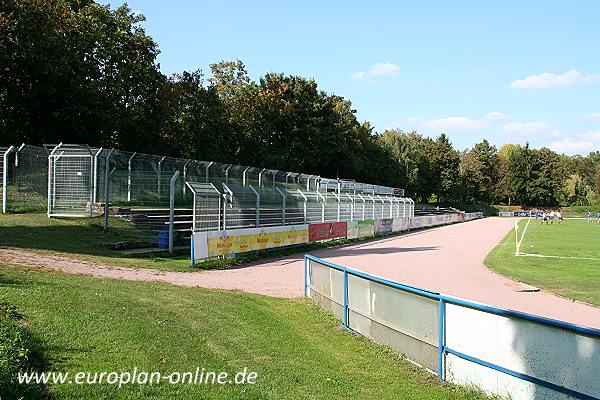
0,213,194,272
0,264,486,399
485,218,600,306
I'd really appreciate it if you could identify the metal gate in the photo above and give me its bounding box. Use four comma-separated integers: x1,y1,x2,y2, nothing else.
47,144,94,217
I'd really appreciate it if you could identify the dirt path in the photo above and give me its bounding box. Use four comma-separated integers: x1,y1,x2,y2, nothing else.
2,217,600,329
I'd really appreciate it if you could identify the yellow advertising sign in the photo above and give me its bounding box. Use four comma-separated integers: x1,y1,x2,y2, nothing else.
206,226,309,258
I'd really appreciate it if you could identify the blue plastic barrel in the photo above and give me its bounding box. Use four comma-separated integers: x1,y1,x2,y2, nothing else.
157,230,169,249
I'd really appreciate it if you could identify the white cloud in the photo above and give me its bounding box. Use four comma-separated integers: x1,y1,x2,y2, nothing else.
580,112,600,123
421,117,487,133
485,112,510,121
351,62,401,80
509,69,600,89
500,121,561,138
548,131,600,155
405,116,425,124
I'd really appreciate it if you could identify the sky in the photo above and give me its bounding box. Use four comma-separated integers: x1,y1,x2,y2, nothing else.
118,0,600,155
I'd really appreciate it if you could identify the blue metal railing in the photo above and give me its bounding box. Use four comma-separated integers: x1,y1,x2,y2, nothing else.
304,254,600,400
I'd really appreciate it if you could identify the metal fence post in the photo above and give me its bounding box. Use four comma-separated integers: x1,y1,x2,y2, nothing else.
317,191,325,223
275,187,286,225
157,156,165,199
258,168,265,187
127,152,136,203
2,146,15,214
248,185,260,227
225,164,232,184
242,166,250,186
297,189,307,223
182,159,190,197
205,161,213,183
92,147,103,203
103,149,116,230
169,170,180,254
346,193,354,221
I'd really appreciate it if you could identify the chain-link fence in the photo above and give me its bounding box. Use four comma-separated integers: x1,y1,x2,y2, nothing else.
8,144,49,212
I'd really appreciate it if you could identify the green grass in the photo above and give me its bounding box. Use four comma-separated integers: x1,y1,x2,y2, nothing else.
0,213,194,272
485,218,600,306
0,301,45,399
0,264,486,399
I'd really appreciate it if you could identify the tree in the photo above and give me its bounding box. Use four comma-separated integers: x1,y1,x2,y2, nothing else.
0,0,165,149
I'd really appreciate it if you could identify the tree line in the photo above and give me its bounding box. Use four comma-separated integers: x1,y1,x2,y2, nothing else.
1,0,599,207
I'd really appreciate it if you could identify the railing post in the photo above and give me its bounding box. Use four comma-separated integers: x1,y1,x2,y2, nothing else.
438,298,446,381
2,146,15,214
127,152,136,202
168,170,180,254
343,270,349,328
304,256,308,297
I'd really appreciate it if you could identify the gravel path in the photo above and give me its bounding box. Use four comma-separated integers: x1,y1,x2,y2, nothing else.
2,217,599,329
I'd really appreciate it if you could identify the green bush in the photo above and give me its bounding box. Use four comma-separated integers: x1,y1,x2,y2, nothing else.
0,301,43,399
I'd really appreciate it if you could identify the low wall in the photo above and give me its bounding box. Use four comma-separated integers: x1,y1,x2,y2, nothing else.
305,255,600,400
191,212,483,263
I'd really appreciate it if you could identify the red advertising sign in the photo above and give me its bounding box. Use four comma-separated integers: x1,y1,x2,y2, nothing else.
308,222,347,242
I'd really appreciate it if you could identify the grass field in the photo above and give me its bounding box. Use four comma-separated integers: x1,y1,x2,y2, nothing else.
0,263,486,399
486,218,600,306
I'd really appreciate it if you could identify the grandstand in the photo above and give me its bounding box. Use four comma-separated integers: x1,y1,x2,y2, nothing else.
1,143,415,255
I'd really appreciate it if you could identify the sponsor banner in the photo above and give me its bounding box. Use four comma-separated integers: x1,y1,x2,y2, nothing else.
375,218,393,235
347,220,375,239
347,221,360,239
357,219,375,238
202,225,309,258
392,218,410,232
308,222,347,242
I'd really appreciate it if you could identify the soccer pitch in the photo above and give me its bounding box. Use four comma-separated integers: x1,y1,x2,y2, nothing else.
486,218,600,306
